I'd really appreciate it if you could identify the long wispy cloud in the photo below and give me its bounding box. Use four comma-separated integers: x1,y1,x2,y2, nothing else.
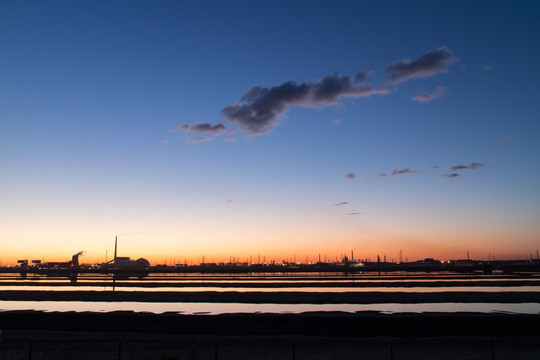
175,46,456,141
384,46,456,84
335,201,349,206
450,162,484,171
221,74,388,135
442,173,459,178
412,86,445,103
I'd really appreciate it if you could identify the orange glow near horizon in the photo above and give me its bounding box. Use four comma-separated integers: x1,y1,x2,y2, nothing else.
2,231,537,266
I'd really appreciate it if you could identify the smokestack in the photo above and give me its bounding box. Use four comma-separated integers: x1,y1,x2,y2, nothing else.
114,236,118,260
72,251,83,268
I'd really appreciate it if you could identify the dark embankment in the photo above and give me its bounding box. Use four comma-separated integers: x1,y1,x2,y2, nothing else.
1,290,540,303
1,310,539,337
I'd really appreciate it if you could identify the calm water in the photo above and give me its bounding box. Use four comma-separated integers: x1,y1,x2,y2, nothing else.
0,301,538,315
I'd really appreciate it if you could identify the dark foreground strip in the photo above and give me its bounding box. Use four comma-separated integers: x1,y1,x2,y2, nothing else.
0,311,539,337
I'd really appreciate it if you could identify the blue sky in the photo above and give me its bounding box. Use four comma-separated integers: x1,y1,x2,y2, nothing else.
1,0,539,264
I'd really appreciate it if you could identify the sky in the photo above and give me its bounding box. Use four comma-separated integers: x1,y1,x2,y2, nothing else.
1,0,539,265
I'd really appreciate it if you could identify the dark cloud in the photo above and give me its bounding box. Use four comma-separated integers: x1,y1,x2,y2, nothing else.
176,122,226,135
348,210,362,216
450,162,484,171
412,87,445,103
384,47,456,84
442,173,459,178
221,74,388,135
377,173,387,177
391,168,419,176
428,165,440,170
335,201,348,206
345,172,356,179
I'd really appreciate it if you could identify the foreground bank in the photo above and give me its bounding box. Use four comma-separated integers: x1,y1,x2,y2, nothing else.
1,310,539,337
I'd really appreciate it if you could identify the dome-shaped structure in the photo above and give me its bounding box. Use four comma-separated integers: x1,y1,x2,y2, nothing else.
135,258,150,268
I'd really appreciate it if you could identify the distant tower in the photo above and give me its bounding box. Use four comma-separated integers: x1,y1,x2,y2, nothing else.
399,250,403,264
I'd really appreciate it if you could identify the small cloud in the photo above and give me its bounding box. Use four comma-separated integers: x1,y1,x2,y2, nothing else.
345,172,356,179
348,210,362,216
377,173,387,177
188,136,212,143
332,119,342,127
412,86,445,103
442,173,459,178
224,137,238,142
380,56,391,62
428,165,440,170
391,168,419,176
384,46,456,84
481,65,493,71
334,201,348,206
163,139,171,144
175,122,226,135
450,162,484,171
226,200,233,203
354,71,374,82
493,136,510,144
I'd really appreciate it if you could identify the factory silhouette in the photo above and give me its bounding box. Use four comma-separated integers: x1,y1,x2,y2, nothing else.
12,236,540,280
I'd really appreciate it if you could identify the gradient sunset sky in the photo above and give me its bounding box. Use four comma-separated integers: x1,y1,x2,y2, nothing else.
1,1,539,265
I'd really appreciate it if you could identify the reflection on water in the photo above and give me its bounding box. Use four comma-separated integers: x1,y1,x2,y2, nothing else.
0,300,538,315
2,272,539,315
3,272,540,282
1,285,540,293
